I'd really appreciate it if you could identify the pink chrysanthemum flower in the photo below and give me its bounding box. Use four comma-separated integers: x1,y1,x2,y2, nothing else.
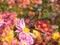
35,20,51,35
0,18,11,36
18,0,30,8
15,18,35,45
1,12,17,25
7,0,15,8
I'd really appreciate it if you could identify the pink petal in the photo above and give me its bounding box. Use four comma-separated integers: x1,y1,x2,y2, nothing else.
20,18,25,28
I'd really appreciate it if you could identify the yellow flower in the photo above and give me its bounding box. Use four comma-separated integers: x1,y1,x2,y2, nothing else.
33,30,42,43
52,31,60,40
2,29,14,42
33,30,40,37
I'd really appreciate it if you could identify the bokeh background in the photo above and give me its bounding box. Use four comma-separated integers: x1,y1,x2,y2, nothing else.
0,0,60,45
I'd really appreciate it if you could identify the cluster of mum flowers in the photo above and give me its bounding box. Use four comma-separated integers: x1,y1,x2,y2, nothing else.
0,11,60,45
0,0,58,9
0,11,36,45
0,0,42,8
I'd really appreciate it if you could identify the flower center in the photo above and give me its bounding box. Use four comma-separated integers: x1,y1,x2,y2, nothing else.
22,42,27,45
23,27,29,34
